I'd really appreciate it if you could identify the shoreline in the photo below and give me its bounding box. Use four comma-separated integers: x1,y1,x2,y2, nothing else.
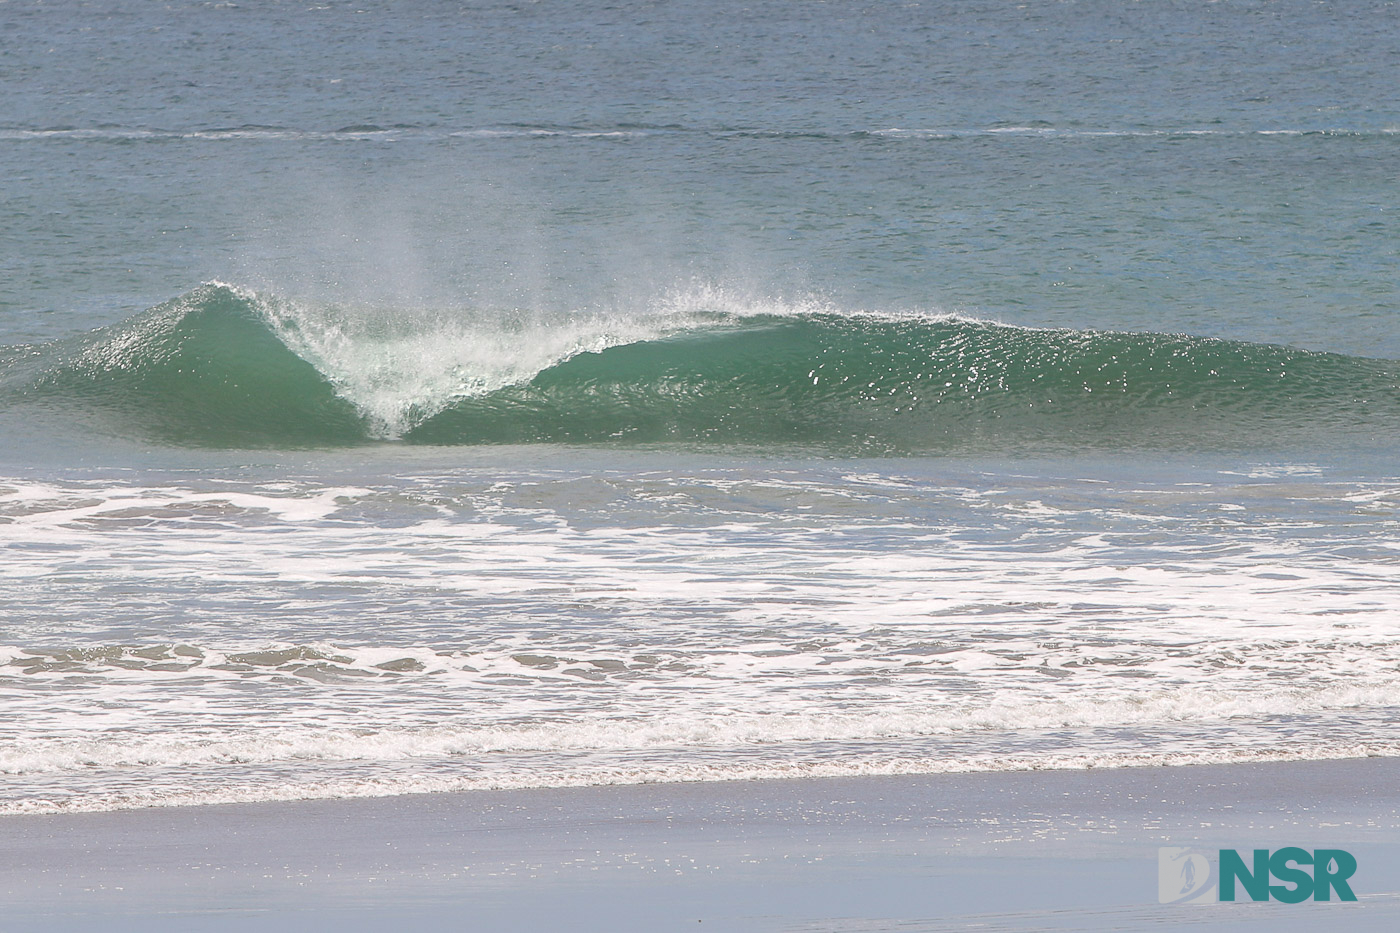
12,743,1400,818
5,757,1399,931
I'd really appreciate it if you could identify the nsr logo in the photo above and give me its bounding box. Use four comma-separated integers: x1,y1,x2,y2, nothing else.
1159,847,1357,904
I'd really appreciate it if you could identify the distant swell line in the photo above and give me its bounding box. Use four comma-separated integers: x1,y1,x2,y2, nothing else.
2,125,1396,143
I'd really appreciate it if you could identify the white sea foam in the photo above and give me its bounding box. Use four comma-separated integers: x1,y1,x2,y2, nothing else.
4,680,1397,776
234,285,715,436
2,465,1399,812
222,280,975,437
7,743,1400,816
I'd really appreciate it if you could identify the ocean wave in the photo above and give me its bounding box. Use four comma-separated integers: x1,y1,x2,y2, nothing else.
2,285,368,446
3,283,1397,451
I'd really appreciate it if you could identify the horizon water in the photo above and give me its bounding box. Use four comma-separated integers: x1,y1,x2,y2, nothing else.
2,0,1399,813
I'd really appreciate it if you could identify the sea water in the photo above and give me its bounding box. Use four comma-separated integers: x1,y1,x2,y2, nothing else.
1,0,1398,812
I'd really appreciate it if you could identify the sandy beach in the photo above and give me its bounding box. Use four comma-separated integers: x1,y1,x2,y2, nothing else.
3,757,1397,931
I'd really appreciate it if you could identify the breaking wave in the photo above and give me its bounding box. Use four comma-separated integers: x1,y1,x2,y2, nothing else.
4,283,1397,452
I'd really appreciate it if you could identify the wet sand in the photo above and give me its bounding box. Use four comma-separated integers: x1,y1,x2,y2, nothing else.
3,758,1399,931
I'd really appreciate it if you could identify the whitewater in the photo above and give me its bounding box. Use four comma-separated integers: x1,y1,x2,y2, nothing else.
3,451,1400,814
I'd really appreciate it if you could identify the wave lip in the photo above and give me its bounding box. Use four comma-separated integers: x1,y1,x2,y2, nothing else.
4,284,1398,451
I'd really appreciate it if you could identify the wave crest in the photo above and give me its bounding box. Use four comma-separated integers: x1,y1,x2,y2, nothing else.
4,284,1397,452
